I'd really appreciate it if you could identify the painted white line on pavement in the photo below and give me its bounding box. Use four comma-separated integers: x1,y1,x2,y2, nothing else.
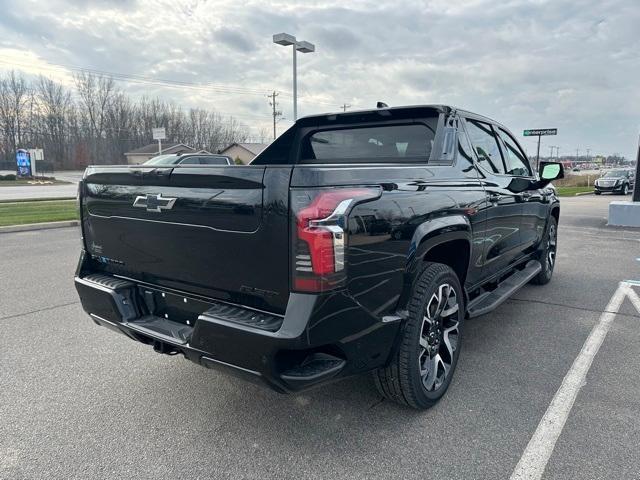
625,286,640,313
510,282,638,480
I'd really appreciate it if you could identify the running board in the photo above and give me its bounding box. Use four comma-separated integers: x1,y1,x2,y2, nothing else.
467,260,542,318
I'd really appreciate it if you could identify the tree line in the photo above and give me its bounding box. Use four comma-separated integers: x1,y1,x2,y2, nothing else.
0,70,250,169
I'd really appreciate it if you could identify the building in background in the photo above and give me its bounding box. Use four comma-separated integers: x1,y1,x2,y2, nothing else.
124,143,197,165
219,143,269,164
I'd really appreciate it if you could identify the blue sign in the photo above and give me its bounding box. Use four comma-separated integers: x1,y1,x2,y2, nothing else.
16,149,32,177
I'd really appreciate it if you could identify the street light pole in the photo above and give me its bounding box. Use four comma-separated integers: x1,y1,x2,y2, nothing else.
273,33,315,121
292,43,297,121
633,133,640,202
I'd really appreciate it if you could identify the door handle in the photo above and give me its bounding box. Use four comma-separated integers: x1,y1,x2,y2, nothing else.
488,193,501,203
519,192,531,200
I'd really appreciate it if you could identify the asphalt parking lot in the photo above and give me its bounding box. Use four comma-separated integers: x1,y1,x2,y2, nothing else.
1,194,639,480
0,170,82,201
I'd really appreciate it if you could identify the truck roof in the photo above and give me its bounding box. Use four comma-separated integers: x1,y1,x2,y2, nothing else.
297,104,503,129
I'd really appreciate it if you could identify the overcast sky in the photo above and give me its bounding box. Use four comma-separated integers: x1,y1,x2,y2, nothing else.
0,0,638,158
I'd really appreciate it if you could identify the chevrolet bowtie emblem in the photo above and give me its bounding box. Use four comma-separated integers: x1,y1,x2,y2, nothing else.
133,193,177,212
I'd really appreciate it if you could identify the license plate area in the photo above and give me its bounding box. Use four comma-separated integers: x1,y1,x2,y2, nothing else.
137,286,211,327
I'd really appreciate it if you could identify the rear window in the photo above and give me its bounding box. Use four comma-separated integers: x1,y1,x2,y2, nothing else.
301,122,437,164
198,156,230,165
179,157,201,165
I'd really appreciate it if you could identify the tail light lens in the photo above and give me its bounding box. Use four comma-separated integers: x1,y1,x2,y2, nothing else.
291,187,381,292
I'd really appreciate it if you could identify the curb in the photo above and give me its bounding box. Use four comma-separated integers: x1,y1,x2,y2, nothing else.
575,192,594,196
0,220,79,234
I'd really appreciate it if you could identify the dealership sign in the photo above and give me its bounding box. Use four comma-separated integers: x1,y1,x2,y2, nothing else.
16,149,32,177
523,129,558,137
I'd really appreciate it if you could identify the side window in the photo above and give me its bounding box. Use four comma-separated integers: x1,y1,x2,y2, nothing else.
456,127,478,176
497,129,532,176
457,128,474,165
465,120,505,174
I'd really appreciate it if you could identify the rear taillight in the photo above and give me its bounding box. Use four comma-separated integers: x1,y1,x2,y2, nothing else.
291,187,381,293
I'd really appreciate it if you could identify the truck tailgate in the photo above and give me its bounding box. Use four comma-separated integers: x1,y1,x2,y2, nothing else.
81,165,292,313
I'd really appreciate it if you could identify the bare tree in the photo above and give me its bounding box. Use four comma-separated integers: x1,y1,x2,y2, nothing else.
0,71,31,161
35,76,73,168
74,72,117,163
0,71,250,168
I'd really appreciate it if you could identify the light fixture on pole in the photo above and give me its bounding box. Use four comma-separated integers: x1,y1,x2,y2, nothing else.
273,33,315,121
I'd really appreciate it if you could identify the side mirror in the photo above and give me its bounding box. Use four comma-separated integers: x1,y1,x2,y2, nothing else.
539,161,564,183
507,162,565,193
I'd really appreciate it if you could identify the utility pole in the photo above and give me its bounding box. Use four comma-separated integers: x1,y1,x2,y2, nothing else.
341,103,351,112
549,146,555,158
586,148,591,163
576,148,580,165
268,91,282,140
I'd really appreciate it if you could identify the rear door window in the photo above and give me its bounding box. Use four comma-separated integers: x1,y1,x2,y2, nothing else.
301,122,437,163
465,120,505,174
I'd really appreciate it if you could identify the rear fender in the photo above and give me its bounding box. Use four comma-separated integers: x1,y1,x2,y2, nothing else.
397,215,472,311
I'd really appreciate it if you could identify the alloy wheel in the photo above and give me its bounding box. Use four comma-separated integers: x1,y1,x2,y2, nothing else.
418,284,460,392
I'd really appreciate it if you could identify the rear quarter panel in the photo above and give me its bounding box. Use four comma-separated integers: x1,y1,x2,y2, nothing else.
291,164,488,319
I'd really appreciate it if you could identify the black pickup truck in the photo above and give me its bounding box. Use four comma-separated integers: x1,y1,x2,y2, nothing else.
74,105,563,409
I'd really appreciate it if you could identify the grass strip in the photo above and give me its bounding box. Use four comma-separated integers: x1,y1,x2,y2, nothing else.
0,200,78,227
556,186,593,197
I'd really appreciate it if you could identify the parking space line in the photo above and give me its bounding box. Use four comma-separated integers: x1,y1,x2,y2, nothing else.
510,282,638,480
625,286,640,312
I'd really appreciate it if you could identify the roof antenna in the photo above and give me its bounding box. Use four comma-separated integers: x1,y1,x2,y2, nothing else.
376,101,389,109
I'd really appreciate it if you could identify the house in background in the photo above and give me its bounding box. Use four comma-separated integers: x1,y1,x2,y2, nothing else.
219,143,269,165
124,143,197,164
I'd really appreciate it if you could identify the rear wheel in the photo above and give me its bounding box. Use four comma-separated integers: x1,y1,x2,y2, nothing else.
531,216,557,285
622,183,629,195
373,263,463,409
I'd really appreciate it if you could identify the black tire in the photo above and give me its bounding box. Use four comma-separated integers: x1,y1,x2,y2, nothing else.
594,191,601,195
531,215,558,285
622,183,629,195
373,262,464,409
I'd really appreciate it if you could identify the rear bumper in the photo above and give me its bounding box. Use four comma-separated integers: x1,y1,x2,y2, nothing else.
74,265,400,393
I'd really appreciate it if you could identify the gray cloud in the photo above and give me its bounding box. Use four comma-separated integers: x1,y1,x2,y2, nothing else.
0,0,638,157
212,27,255,53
